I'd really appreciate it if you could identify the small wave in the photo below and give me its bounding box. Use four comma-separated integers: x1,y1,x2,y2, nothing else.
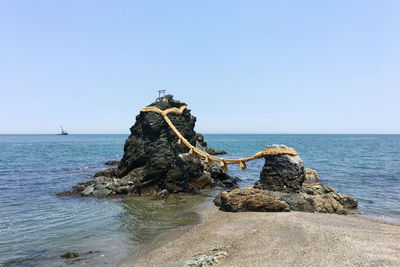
62,166,97,173
360,213,400,225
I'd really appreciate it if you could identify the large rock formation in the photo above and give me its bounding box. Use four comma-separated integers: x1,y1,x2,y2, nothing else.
60,95,237,198
117,95,205,193
215,145,358,215
255,145,305,193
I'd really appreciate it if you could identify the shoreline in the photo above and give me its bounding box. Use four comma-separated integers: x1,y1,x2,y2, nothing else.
126,196,214,265
132,202,400,266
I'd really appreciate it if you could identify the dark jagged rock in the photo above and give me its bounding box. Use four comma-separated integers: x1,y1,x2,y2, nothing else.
205,166,238,188
60,251,94,261
61,95,237,197
118,95,198,180
254,144,305,193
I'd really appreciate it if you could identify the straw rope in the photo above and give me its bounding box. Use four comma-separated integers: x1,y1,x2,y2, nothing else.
141,105,298,170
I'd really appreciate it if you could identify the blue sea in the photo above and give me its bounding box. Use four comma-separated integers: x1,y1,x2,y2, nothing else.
0,134,399,265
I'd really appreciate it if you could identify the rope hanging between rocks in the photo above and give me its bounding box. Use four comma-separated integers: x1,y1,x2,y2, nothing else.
141,105,298,170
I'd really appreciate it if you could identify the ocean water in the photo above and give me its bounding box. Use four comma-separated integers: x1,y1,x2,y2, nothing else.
0,134,399,265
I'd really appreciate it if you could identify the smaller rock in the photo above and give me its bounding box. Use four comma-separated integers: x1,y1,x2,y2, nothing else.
214,251,229,259
154,189,169,200
116,186,130,194
61,252,79,259
119,179,128,186
214,187,291,212
256,144,305,193
94,168,119,178
206,166,238,188
304,168,319,184
95,183,107,190
342,195,358,210
210,244,224,251
206,147,228,155
72,183,86,191
188,176,215,191
184,255,218,267
92,189,112,197
105,160,120,166
81,186,94,196
184,250,229,267
265,184,358,214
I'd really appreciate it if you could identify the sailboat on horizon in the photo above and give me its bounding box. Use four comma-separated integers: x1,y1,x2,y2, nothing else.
58,126,68,135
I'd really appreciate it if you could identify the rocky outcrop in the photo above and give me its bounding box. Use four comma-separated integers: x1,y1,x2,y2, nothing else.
214,188,291,212
60,95,237,198
215,185,357,215
215,145,358,215
304,168,319,184
206,147,227,155
265,184,358,214
255,144,305,193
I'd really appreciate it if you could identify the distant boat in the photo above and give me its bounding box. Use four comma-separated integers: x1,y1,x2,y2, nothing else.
58,126,68,135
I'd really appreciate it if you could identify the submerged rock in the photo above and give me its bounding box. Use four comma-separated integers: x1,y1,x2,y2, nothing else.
255,144,305,193
105,160,120,166
81,186,94,196
94,168,119,178
60,252,79,259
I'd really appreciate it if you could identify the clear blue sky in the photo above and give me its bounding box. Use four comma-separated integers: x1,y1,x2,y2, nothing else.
1,1,399,134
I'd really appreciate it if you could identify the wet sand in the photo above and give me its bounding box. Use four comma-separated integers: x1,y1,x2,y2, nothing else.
133,205,400,266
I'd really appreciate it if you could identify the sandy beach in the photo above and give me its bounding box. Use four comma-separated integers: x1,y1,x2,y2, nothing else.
133,205,400,267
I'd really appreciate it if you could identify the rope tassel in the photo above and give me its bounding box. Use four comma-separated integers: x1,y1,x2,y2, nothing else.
177,138,185,147
239,161,247,170
189,147,196,156
220,160,228,171
204,156,213,166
